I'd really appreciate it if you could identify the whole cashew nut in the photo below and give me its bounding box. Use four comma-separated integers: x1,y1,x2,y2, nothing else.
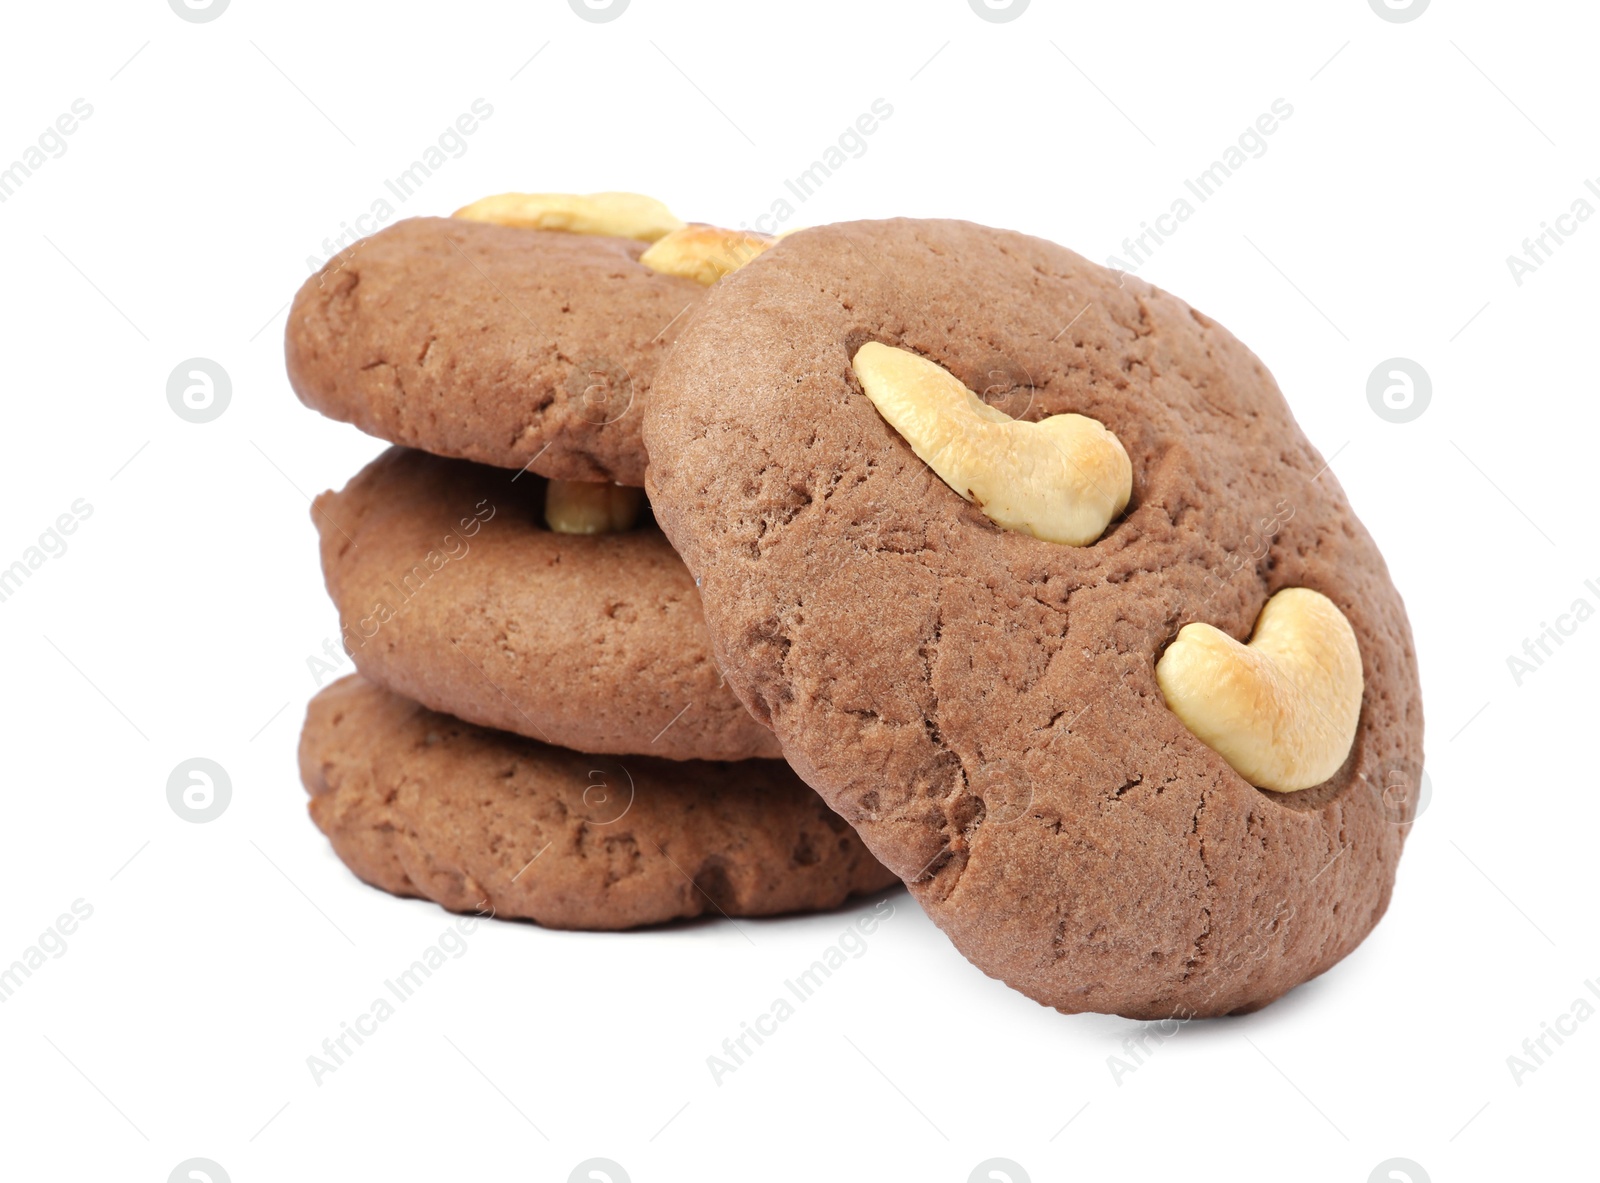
1155,587,1364,793
544,479,644,535
640,225,775,285
850,342,1132,545
452,191,684,242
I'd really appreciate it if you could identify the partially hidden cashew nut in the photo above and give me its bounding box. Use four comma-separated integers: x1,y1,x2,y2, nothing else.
639,224,775,285
452,192,684,242
850,342,1132,545
1155,588,1363,793
544,480,644,535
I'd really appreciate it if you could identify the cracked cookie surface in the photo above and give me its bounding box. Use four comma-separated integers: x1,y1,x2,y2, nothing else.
300,675,897,930
315,447,781,762
286,217,707,485
643,218,1423,1018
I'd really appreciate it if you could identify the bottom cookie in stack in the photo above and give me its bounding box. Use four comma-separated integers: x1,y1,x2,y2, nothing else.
300,676,897,930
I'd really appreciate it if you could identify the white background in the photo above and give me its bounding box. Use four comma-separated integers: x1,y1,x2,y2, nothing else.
1,1,1594,1180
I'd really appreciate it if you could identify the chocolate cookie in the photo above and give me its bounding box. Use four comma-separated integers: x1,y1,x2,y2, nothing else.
644,218,1423,1018
285,216,706,485
314,447,781,762
300,676,896,929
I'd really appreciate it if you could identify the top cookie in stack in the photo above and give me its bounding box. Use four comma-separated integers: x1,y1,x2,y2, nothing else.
284,192,895,927
287,191,770,484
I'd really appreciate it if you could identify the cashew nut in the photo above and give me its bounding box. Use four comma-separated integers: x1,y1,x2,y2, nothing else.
1155,588,1363,793
850,342,1132,545
544,480,645,535
452,192,684,242
639,224,775,285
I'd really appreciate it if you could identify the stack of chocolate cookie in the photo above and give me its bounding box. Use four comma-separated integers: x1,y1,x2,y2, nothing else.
641,218,1423,1018
285,194,895,930
287,195,1424,1017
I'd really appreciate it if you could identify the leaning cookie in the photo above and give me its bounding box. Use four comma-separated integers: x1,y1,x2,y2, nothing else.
644,218,1423,1018
300,676,896,929
313,447,781,762
285,193,772,486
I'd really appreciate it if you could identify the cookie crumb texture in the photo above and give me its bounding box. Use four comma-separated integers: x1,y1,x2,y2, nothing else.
300,677,896,929
285,217,707,486
644,218,1424,1018
315,447,780,762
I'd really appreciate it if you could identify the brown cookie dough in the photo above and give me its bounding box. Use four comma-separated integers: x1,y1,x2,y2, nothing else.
299,676,897,929
644,218,1424,1018
314,447,781,762
285,217,708,485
